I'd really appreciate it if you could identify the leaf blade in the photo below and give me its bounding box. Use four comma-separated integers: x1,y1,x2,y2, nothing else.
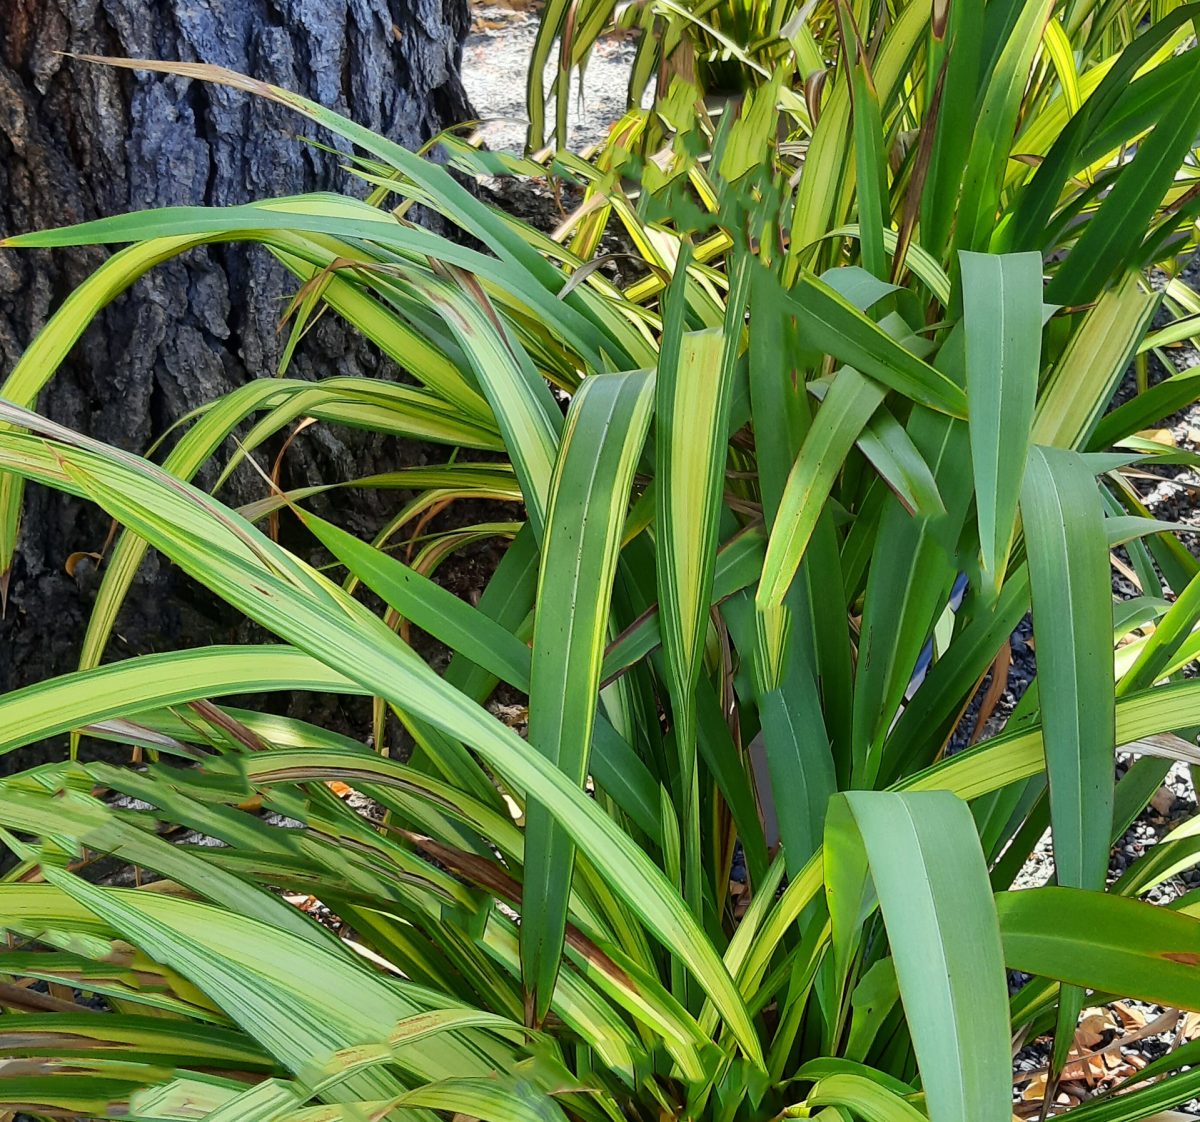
522,370,655,1024
826,791,1011,1122
961,250,1043,593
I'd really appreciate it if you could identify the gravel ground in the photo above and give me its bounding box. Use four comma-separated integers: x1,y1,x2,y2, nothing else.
463,2,643,152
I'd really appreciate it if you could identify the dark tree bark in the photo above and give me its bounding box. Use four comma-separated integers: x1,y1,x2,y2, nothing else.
0,0,473,758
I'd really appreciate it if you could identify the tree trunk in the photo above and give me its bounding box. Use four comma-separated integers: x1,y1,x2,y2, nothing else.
0,0,473,764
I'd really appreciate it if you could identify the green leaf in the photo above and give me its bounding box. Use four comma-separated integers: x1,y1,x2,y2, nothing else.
298,509,532,692
758,365,885,611
0,1074,158,1116
824,791,1011,1122
883,568,1029,782
954,0,1054,256
522,370,654,1025
901,679,1200,801
56,59,644,366
1007,9,1200,254
130,1073,253,1120
0,645,357,756
164,1077,303,1121
805,1072,927,1122
81,381,502,676
0,783,336,949
1020,441,1114,1074
0,195,615,375
655,251,745,915
849,49,890,280
853,392,974,780
823,226,953,305
1020,446,1115,892
0,235,204,590
524,0,574,148
787,0,928,269
918,0,983,260
845,958,900,1064
997,886,1200,1011
401,268,562,540
226,747,706,1081
600,525,766,683
304,509,661,835
760,671,836,879
961,251,1043,593
24,876,511,1109
1120,567,1200,696
276,1076,572,1122
1047,55,1200,304
853,404,945,520
785,272,967,418
0,1012,272,1069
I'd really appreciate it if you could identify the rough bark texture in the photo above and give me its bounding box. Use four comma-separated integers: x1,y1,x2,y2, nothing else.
0,0,472,768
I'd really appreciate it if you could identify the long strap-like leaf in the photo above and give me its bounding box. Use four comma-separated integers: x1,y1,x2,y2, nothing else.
961,250,1042,595
656,251,750,919
1019,446,1115,1071
521,371,654,1026
824,791,1011,1122
758,364,885,612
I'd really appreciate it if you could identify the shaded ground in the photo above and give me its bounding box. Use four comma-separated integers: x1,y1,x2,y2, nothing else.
463,2,643,152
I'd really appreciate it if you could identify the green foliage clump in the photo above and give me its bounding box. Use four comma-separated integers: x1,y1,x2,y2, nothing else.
1,3,1200,1116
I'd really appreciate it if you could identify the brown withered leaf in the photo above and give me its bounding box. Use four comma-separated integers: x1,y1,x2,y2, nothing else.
1180,1010,1200,1040
1021,1073,1048,1102
1075,1011,1113,1050
1114,1002,1147,1030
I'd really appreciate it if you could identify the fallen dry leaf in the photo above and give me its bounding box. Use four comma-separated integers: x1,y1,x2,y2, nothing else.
1114,1002,1148,1030
1076,1011,1113,1050
64,550,103,578
1151,786,1177,816
1021,1073,1048,1102
1180,1010,1200,1040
